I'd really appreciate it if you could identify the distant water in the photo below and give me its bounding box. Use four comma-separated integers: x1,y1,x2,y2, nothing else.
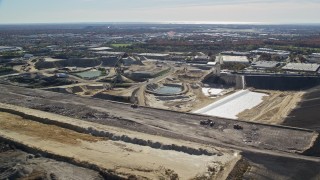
155,86,182,95
75,70,101,79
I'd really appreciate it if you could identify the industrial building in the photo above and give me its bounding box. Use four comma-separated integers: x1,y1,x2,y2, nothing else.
0,46,23,52
251,61,280,69
23,54,34,59
250,48,290,59
217,55,250,64
188,55,212,64
308,53,320,63
95,51,125,56
282,63,320,73
137,53,169,60
220,51,250,56
89,47,113,51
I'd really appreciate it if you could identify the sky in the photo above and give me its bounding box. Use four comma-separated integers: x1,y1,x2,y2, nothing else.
0,0,319,24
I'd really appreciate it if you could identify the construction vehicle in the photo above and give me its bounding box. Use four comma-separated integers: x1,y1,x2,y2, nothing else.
131,103,139,108
200,120,215,127
233,124,243,130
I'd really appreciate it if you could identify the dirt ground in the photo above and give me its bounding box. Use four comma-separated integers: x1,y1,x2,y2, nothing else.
237,90,304,124
0,111,239,179
242,152,320,180
0,142,103,180
0,85,316,156
1,85,320,180
173,67,207,83
143,65,216,112
145,77,216,112
0,112,103,145
283,86,320,131
145,85,216,112
128,61,157,71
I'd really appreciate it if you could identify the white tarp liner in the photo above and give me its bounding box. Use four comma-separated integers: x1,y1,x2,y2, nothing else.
194,90,267,119
202,88,224,96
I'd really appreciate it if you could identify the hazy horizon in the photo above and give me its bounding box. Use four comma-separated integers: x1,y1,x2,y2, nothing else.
1,21,320,26
0,0,320,24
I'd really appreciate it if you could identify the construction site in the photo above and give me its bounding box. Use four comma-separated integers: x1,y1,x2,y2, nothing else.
1,54,320,179
4,54,316,124
1,84,320,179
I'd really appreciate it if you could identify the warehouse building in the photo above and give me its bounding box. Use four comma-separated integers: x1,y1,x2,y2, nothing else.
282,63,320,73
217,55,250,64
0,46,23,52
250,48,290,59
137,53,169,60
308,53,320,63
251,61,280,69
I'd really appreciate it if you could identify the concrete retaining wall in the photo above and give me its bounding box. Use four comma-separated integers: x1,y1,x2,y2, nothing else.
245,75,320,90
204,74,320,91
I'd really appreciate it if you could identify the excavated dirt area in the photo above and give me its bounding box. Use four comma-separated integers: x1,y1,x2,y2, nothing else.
144,67,216,112
0,85,317,156
1,109,320,180
283,86,320,131
146,76,216,112
146,85,215,113
242,152,320,179
1,85,320,179
0,112,103,145
174,68,207,83
128,61,162,72
0,142,103,180
237,90,304,124
0,111,240,179
145,84,197,112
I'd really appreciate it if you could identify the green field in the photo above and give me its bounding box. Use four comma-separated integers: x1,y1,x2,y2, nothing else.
111,43,132,48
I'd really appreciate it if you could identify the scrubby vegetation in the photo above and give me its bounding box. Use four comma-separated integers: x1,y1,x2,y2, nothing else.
221,63,248,71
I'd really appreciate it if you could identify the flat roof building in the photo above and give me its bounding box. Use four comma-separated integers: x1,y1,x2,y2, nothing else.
220,51,250,56
308,53,320,63
218,55,250,64
23,54,34,59
250,48,290,59
89,47,113,51
282,63,320,73
137,53,170,60
0,46,23,52
251,61,280,69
